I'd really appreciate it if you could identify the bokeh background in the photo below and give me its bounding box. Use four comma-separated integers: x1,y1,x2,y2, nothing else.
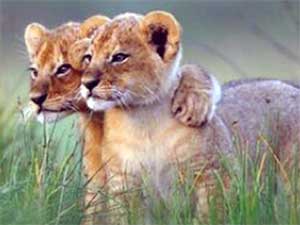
0,0,299,107
0,1,299,224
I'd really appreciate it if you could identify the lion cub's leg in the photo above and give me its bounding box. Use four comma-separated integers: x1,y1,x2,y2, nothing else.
172,64,221,127
79,113,108,225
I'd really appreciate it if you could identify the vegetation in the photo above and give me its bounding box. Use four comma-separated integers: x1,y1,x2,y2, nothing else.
0,104,83,225
0,99,299,225
1,2,299,223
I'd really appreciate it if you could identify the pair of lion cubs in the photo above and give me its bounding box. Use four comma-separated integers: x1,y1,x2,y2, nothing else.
25,9,220,207
25,11,300,223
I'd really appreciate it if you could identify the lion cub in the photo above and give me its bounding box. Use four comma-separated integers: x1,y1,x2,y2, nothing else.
24,16,111,224
24,14,221,222
81,11,230,215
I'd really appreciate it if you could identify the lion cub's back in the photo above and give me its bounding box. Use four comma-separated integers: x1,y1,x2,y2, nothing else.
218,79,300,159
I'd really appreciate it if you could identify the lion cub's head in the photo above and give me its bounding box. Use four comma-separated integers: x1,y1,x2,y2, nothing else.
24,15,109,122
81,11,182,111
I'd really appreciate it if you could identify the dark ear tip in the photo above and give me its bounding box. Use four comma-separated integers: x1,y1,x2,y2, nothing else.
149,25,168,59
151,26,168,45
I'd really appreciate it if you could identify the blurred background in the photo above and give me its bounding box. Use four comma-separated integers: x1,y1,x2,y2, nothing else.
0,1,299,224
0,0,299,107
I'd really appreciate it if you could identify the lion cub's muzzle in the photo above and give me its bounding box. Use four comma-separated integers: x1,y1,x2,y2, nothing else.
30,93,47,108
81,70,117,111
83,79,100,93
81,70,102,96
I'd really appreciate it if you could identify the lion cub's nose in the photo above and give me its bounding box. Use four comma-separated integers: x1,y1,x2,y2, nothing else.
31,93,47,107
83,78,100,92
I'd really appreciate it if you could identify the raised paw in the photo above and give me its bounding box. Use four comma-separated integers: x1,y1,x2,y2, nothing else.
172,87,211,127
171,65,221,127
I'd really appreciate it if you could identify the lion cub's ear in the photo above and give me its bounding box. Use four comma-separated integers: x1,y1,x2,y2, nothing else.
140,11,181,62
24,23,47,57
80,15,110,38
68,15,110,71
69,15,110,70
68,38,91,71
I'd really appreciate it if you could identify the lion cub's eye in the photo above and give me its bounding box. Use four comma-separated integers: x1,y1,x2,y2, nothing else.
82,54,92,64
28,67,38,80
56,64,71,78
111,53,130,64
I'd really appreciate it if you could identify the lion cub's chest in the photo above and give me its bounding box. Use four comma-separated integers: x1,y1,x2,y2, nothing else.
103,106,202,176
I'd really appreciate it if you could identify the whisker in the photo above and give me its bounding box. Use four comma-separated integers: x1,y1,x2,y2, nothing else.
66,99,81,112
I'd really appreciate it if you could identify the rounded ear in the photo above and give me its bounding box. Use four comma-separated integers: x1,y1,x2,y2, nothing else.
68,38,91,71
140,11,181,61
80,15,110,38
24,23,46,57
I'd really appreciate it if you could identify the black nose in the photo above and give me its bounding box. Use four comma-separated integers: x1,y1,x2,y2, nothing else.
31,93,47,106
84,79,100,92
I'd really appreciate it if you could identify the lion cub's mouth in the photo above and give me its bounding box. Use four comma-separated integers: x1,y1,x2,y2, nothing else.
38,107,70,114
36,109,72,123
35,107,73,123
86,96,116,111
81,85,118,111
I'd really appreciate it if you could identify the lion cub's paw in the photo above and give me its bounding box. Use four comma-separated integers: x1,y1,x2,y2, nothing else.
172,65,221,127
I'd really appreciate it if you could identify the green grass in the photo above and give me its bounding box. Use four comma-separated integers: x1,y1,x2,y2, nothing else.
1,3,298,222
0,104,83,225
0,101,299,225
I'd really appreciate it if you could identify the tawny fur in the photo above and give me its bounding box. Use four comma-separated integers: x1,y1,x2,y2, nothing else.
172,64,221,127
82,11,300,219
24,14,220,223
24,11,300,223
81,12,233,219
24,18,109,225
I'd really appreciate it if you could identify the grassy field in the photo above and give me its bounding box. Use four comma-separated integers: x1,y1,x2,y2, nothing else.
0,92,300,225
1,1,300,224
0,101,83,224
